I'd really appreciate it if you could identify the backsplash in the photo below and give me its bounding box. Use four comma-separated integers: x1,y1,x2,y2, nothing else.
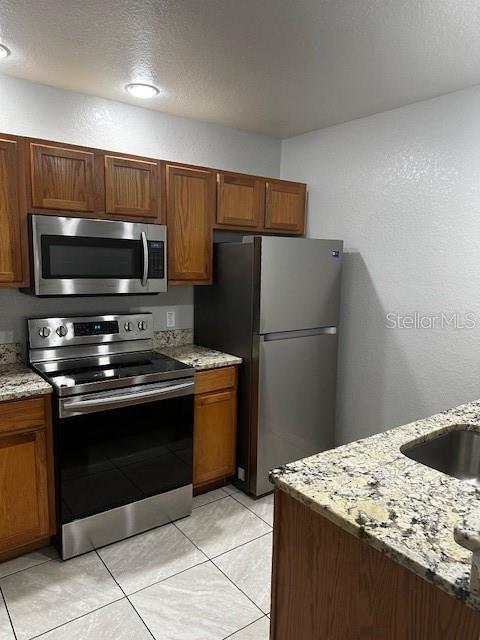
0,344,22,365
0,330,193,366
153,329,193,349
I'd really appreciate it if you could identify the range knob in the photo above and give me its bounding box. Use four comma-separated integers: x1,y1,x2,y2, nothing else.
124,321,134,332
138,320,148,331
56,325,67,337
38,326,51,338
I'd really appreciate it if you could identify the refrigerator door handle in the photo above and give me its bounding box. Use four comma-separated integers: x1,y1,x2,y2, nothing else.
262,327,337,342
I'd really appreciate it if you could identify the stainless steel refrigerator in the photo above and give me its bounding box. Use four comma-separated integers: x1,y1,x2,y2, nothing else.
194,235,343,496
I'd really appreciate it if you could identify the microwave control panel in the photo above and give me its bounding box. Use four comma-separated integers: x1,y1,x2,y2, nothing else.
148,241,165,278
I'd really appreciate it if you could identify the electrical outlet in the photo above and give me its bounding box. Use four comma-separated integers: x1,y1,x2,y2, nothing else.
166,310,176,328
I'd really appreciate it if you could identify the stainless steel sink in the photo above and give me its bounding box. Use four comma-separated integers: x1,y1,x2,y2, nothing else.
402,427,480,487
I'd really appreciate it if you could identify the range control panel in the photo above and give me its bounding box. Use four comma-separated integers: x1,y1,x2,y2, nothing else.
74,320,119,337
28,313,153,349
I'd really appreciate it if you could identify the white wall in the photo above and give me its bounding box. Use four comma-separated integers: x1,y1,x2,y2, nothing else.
0,74,281,342
281,86,480,444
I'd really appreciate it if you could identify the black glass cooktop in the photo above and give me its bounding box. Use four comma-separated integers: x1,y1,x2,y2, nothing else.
37,351,193,393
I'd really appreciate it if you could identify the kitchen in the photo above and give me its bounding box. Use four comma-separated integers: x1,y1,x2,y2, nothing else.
1,2,480,639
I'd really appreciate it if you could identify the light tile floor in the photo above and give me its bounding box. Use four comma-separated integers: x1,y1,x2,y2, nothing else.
0,486,272,640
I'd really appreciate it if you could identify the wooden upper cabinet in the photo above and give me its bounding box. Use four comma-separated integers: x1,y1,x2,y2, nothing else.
265,179,306,234
216,172,265,229
104,155,162,221
30,143,95,212
166,164,215,284
0,138,24,285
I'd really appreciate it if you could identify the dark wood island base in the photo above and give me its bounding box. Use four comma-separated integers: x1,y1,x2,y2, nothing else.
270,489,480,640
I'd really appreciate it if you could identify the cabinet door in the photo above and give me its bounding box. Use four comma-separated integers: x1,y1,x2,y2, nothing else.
166,164,215,284
30,143,95,212
104,155,161,221
0,429,51,552
194,390,237,487
265,180,306,234
216,172,265,228
0,138,23,284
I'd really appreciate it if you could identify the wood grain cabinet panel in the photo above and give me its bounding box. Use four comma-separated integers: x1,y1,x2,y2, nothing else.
194,366,237,396
30,143,95,212
104,155,161,220
0,427,51,553
216,172,265,228
0,396,54,558
265,179,306,234
0,138,23,284
271,489,480,640
166,164,215,284
194,389,237,487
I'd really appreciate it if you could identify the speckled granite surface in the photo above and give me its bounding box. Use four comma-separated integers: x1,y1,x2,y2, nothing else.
153,329,193,349
0,343,21,365
270,400,480,611
158,345,242,370
0,362,52,403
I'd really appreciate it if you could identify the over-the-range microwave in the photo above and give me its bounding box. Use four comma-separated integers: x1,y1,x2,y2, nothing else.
24,214,167,296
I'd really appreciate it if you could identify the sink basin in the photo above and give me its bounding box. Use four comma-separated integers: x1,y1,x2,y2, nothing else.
402,427,480,487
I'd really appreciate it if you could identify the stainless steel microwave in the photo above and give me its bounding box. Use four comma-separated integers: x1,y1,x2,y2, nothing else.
25,214,167,296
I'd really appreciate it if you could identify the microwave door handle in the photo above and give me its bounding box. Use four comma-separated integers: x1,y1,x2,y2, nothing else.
141,231,149,286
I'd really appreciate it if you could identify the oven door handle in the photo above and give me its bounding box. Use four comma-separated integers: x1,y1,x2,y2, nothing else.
141,231,149,286
61,380,194,416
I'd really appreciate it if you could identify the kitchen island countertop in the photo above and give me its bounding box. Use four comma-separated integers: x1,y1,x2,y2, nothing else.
270,400,480,611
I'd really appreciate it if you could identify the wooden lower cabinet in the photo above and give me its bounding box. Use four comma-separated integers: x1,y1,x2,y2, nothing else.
193,366,237,491
271,489,480,640
0,396,55,558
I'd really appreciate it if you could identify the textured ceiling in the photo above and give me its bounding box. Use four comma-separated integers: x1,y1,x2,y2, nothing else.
1,0,480,137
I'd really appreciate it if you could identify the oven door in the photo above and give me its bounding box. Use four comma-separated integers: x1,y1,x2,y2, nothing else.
56,378,194,557
28,214,167,295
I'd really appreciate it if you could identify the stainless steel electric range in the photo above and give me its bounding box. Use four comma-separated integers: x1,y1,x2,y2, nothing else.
28,313,195,560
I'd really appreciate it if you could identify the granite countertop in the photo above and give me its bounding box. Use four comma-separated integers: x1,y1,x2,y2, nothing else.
157,344,242,371
0,362,52,403
270,400,480,611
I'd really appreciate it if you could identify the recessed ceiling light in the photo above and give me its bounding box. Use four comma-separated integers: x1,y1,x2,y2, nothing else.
0,44,10,59
125,83,159,99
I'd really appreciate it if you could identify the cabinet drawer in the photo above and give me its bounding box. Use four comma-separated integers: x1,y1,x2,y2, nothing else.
195,366,237,395
0,397,46,435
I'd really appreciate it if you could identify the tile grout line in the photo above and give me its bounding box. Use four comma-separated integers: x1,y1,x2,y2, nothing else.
28,596,126,640
192,490,229,510
210,530,272,560
210,558,268,619
222,614,270,640
172,522,266,621
126,558,211,597
228,492,274,528
0,584,18,640
123,598,156,640
93,552,155,640
0,557,56,581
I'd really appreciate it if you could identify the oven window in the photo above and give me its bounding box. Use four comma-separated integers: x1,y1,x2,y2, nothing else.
57,395,193,524
41,235,143,279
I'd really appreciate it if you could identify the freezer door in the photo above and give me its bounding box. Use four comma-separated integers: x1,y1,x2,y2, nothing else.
257,236,343,334
255,329,337,496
